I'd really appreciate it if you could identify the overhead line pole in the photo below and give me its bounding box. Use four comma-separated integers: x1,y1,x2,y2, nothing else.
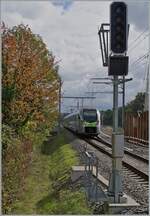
97,2,132,203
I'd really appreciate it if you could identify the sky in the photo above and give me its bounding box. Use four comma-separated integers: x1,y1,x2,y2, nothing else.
1,0,149,112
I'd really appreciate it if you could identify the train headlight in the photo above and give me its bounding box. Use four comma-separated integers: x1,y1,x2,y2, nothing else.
83,121,88,127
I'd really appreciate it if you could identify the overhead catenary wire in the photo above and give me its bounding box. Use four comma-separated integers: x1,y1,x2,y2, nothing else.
128,28,148,48
130,51,149,67
130,62,148,73
130,58,148,71
129,32,150,53
128,29,149,67
130,52,149,67
128,56,149,95
129,58,149,75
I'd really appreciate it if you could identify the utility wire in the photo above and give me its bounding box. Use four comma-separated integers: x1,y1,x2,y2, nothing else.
130,51,148,66
129,62,147,74
130,57,148,69
130,51,149,67
130,62,147,72
129,33,150,53
129,28,148,48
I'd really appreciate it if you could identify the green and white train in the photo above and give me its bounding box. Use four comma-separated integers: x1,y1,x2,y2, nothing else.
63,108,101,136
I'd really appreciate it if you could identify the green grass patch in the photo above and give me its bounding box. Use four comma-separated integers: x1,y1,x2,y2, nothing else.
12,131,91,214
37,189,90,215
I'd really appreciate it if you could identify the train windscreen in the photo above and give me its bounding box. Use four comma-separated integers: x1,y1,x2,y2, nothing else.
83,110,97,122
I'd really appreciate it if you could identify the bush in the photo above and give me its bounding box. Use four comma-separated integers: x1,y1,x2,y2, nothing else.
37,133,91,214
2,23,60,213
2,124,32,214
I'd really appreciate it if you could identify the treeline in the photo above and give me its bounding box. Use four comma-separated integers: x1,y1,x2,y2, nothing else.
101,92,145,126
2,24,60,213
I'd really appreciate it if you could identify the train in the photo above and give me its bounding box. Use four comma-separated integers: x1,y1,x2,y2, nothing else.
63,108,101,136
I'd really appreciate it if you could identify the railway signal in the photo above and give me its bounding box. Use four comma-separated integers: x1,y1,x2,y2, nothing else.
108,55,129,76
109,2,129,76
97,1,130,203
110,1,127,54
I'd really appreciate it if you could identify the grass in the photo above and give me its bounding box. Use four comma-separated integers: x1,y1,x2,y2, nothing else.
11,131,91,214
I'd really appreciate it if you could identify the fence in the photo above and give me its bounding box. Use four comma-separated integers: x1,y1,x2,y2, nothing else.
124,111,149,145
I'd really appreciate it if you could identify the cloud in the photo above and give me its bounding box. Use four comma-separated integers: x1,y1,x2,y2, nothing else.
51,0,74,11
1,0,149,112
126,1,149,31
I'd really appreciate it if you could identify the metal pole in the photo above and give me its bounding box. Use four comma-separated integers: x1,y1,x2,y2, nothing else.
108,75,124,203
113,76,118,131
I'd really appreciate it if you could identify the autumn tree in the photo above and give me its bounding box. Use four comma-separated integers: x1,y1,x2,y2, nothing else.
2,24,60,213
2,24,60,131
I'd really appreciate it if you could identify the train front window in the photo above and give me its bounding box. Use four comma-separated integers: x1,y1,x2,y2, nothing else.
83,110,97,122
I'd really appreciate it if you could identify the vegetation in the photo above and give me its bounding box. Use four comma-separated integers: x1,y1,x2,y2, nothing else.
2,124,32,213
101,109,113,126
101,92,145,126
2,23,90,214
125,92,145,113
2,23,59,130
11,132,91,214
2,23,60,213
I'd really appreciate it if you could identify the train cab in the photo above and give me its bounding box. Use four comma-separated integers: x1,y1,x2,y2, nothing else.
63,108,100,136
81,108,100,136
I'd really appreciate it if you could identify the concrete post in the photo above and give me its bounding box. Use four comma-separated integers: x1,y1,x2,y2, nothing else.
108,76,124,203
113,76,118,131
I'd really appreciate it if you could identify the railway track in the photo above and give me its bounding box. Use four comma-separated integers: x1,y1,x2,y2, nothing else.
97,133,149,164
83,137,149,184
65,127,149,188
100,129,149,157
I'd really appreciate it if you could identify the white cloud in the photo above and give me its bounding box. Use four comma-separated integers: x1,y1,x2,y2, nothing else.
1,0,149,112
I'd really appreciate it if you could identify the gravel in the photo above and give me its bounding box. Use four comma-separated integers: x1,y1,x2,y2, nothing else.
65,130,149,215
124,141,149,160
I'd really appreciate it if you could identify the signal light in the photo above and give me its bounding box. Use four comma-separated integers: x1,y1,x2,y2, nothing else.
110,2,127,53
108,56,129,76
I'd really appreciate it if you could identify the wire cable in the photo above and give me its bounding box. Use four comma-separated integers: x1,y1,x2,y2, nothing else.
129,28,148,48
130,51,149,67
129,33,150,53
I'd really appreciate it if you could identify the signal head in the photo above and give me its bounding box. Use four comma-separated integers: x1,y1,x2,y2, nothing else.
110,2,127,53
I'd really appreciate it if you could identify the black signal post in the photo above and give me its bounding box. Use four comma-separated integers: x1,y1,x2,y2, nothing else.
108,1,129,203
109,1,129,76
110,2,127,54
108,55,128,76
97,1,134,206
